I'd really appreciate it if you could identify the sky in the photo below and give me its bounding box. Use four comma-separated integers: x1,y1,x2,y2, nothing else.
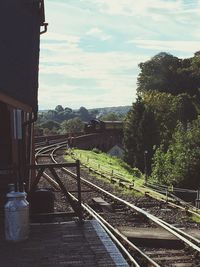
38,0,200,110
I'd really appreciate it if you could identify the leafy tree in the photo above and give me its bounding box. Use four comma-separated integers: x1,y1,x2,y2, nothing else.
55,105,64,113
138,52,181,94
100,112,122,121
124,97,159,172
143,91,197,147
60,118,84,134
124,92,197,172
137,52,200,97
78,106,91,121
40,120,60,132
46,110,58,121
151,117,200,188
90,109,99,119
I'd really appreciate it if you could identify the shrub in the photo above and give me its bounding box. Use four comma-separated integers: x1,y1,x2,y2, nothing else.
151,118,200,188
92,148,101,154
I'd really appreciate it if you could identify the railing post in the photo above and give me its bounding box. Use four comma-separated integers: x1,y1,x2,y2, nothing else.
76,160,83,223
144,150,148,185
196,190,200,209
166,188,168,203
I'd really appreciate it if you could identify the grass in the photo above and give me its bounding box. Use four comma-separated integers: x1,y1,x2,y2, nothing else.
65,148,144,185
191,214,200,223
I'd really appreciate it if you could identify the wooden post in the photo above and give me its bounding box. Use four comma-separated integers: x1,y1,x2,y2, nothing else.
196,190,200,209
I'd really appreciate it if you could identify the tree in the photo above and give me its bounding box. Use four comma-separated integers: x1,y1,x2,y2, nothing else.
124,97,159,171
78,107,91,121
151,117,200,188
143,91,197,147
137,52,200,97
100,112,122,121
46,110,58,120
55,105,64,113
137,52,181,95
60,118,84,134
123,92,197,172
40,120,60,131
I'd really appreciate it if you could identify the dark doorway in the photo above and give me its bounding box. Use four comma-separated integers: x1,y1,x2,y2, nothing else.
0,102,12,167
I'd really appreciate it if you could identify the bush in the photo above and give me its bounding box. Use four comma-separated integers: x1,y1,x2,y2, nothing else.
92,148,101,154
132,168,142,178
151,118,200,188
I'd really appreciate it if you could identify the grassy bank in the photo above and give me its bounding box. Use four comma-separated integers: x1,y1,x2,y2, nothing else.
66,148,143,185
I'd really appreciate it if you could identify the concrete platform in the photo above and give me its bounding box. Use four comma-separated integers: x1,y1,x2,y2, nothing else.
0,220,129,267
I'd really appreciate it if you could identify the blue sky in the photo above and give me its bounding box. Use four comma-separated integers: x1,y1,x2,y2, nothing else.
38,0,200,110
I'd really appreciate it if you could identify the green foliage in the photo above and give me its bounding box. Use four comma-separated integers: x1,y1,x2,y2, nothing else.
151,117,200,188
36,105,130,135
78,106,91,121
99,112,123,121
137,52,200,98
92,148,101,154
125,51,200,187
132,168,142,178
71,149,141,182
55,105,64,113
143,91,197,147
59,118,84,134
40,120,60,131
123,96,160,172
191,214,200,223
124,91,198,173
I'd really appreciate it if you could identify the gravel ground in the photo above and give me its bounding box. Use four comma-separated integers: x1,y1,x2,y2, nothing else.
36,154,200,230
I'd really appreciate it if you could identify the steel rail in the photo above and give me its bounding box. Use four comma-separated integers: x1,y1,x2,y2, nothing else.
70,148,200,216
35,145,142,267
84,203,160,267
36,143,200,255
157,217,200,245
84,204,141,267
70,164,200,252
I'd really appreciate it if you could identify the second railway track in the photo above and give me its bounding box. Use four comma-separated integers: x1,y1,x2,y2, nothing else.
34,142,200,267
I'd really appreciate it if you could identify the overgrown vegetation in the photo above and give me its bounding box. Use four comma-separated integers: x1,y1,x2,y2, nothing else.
35,105,130,135
67,149,142,183
191,214,200,223
124,51,200,188
150,118,200,188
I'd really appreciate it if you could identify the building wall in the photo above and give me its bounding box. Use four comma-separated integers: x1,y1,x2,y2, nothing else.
0,0,41,112
0,1,44,213
0,102,35,214
72,132,123,152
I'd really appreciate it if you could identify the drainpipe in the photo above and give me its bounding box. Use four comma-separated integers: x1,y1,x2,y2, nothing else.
22,111,37,192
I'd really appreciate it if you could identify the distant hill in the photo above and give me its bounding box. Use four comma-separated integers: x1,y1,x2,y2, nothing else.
39,106,131,117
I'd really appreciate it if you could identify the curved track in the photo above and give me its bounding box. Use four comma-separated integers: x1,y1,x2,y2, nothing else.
34,142,200,267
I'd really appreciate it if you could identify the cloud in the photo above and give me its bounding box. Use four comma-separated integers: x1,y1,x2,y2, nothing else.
38,0,200,109
85,0,182,16
39,31,145,109
84,0,200,27
86,27,111,41
38,80,136,109
128,39,200,54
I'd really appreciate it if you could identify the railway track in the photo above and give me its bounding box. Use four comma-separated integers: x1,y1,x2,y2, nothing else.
34,142,200,267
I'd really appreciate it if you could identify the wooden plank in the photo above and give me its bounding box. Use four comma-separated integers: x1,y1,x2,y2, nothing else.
92,197,112,211
118,226,179,240
171,263,193,267
153,255,191,261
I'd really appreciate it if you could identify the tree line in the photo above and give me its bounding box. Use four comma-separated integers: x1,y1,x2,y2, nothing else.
35,105,127,135
123,51,200,189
